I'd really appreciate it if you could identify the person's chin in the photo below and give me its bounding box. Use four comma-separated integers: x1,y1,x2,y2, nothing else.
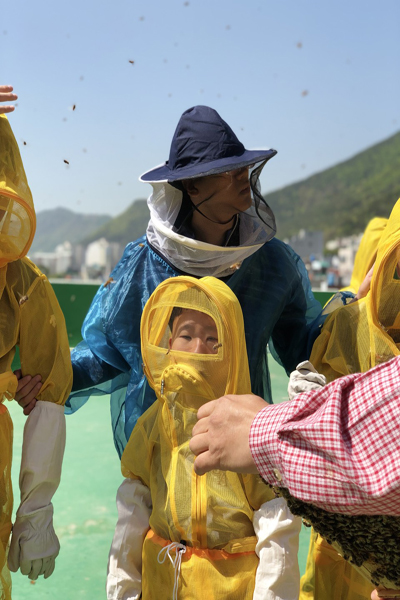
239,193,252,211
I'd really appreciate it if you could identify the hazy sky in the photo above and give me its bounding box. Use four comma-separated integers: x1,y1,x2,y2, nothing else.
2,0,399,217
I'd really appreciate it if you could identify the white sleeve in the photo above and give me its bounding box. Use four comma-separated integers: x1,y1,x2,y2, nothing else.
107,478,152,600
8,401,65,580
252,496,301,600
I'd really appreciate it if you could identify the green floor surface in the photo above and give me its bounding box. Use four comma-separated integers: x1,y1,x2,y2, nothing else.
9,357,310,599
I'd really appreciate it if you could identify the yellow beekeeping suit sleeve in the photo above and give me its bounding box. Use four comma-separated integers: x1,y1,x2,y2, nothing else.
18,259,72,406
121,402,159,486
242,473,275,511
0,372,17,402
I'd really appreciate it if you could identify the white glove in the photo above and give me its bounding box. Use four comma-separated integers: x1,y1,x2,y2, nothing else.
287,360,326,401
253,497,302,600
8,506,58,579
8,401,65,580
107,478,152,600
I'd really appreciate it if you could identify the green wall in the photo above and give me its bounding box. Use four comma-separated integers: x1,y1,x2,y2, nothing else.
313,290,332,308
52,282,101,347
51,282,333,347
12,283,333,370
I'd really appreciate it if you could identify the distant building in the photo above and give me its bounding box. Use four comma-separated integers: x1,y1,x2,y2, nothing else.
285,229,324,263
82,238,122,280
323,233,364,288
31,241,73,275
286,229,368,290
337,233,363,286
70,244,86,274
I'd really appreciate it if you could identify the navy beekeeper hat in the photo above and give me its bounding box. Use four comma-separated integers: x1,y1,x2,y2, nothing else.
140,105,277,182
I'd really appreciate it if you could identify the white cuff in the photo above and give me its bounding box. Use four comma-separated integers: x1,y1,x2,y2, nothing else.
253,497,301,600
107,478,152,600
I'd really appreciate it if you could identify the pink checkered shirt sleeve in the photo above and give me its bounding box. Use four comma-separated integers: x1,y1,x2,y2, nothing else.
249,356,400,515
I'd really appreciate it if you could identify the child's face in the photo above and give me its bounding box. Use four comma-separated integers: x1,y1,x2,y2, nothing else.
169,309,219,355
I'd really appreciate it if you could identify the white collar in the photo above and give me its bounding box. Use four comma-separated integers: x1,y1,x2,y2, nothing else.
145,182,276,278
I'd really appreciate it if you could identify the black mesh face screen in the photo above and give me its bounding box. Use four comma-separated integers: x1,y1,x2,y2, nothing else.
249,160,276,235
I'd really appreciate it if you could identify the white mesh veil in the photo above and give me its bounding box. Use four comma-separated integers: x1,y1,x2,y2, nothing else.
145,160,276,278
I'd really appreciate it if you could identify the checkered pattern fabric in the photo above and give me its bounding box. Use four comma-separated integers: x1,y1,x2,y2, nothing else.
250,355,400,516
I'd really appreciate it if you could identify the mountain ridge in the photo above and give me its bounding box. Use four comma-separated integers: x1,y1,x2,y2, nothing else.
33,129,400,251
265,130,400,240
31,207,111,253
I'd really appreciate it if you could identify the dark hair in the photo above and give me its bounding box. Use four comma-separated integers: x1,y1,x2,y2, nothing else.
168,307,184,332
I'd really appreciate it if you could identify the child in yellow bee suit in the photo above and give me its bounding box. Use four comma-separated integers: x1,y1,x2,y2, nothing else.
107,275,302,600
297,208,398,600
0,113,73,599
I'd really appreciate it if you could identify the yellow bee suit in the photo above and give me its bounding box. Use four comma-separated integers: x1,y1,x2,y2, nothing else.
0,114,73,600
342,216,387,295
300,203,400,600
121,276,286,600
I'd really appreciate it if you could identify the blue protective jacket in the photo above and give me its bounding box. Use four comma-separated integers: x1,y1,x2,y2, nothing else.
67,235,323,457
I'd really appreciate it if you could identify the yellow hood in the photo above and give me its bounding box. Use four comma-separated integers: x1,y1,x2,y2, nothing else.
0,114,36,267
369,199,400,345
140,275,251,403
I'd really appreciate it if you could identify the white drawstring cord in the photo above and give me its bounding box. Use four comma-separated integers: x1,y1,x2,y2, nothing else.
157,541,187,600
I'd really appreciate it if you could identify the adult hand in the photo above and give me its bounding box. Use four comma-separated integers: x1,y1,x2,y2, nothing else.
371,588,400,599
190,394,267,475
14,369,42,415
0,85,18,114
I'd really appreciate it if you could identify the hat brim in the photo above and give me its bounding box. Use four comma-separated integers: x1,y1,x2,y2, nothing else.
140,148,277,183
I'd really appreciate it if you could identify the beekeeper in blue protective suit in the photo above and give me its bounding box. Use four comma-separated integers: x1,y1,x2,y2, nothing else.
67,105,324,457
